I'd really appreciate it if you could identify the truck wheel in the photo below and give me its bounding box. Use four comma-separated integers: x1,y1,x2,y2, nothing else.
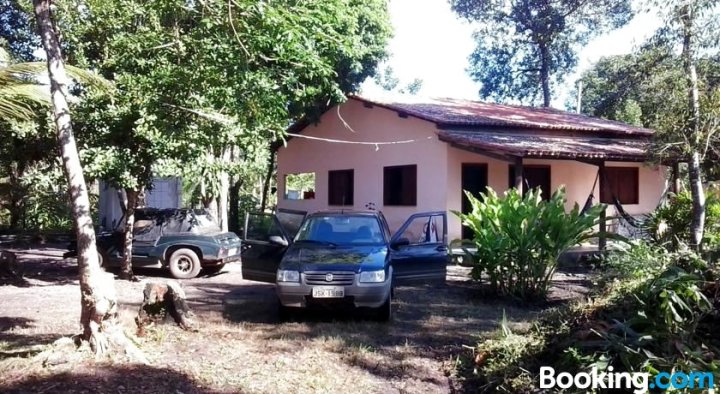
374,294,392,322
168,248,201,279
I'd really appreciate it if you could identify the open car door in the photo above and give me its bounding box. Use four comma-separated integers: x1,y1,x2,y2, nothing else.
390,211,448,285
241,209,306,283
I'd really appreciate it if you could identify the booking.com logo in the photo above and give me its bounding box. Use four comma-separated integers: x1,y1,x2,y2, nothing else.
540,366,716,393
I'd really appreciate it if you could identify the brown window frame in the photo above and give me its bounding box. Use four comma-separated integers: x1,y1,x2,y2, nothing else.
328,169,354,206
383,164,417,206
600,167,639,205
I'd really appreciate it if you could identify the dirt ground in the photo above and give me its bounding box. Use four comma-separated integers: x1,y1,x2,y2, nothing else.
0,245,591,393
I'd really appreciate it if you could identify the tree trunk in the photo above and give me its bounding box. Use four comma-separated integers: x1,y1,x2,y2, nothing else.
681,4,706,250
539,43,551,107
260,150,275,212
33,0,119,354
229,178,243,233
121,188,139,280
217,147,231,232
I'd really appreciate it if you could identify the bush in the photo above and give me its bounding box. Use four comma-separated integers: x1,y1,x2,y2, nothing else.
647,189,720,251
455,187,604,300
463,242,720,393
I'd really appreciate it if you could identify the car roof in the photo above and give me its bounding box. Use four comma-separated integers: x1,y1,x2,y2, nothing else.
308,210,381,217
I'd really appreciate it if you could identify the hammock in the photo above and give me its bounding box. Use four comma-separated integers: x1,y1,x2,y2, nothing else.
579,171,599,216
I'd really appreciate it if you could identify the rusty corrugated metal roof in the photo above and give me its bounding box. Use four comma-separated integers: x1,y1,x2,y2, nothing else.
352,95,654,137
439,130,651,161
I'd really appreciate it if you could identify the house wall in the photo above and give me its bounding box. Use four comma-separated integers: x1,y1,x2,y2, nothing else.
278,99,669,241
276,99,449,233
446,146,668,240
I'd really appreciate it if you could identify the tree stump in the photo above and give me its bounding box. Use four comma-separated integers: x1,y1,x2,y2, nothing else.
136,281,196,336
0,250,23,279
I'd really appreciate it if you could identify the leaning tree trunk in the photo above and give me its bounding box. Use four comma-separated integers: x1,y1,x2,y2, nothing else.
121,188,139,280
33,0,119,353
681,4,706,250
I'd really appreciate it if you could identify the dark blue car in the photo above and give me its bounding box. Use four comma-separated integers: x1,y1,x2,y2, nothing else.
240,209,448,321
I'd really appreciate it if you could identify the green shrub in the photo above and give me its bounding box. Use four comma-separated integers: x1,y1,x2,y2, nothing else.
455,187,604,300
647,189,720,251
463,242,720,392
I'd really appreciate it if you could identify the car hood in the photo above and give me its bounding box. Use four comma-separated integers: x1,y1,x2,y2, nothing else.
281,244,388,272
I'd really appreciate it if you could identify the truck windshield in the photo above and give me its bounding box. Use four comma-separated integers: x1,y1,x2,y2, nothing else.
296,215,384,245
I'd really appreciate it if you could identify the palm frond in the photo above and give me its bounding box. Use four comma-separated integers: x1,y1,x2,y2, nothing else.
0,94,37,120
0,58,113,120
0,62,113,92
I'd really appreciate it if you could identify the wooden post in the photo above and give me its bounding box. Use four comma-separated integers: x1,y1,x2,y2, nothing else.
598,161,607,251
672,162,681,194
514,156,524,195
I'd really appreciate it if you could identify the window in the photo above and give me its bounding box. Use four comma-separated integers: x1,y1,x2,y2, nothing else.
600,167,639,204
394,213,445,245
284,172,315,200
508,165,551,200
328,169,354,206
383,165,417,206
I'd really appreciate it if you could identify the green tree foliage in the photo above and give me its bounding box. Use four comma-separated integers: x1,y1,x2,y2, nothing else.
58,0,390,195
648,189,720,251
0,0,39,61
450,0,633,106
45,0,390,276
373,64,424,95
454,187,603,300
573,41,720,130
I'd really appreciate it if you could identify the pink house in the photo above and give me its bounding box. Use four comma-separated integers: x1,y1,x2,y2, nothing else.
276,95,669,241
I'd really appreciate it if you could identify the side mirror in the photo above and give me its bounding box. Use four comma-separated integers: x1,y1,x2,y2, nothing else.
390,237,410,250
268,235,289,247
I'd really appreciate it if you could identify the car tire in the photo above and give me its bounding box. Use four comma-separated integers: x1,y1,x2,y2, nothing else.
374,294,392,322
96,248,109,269
168,248,202,279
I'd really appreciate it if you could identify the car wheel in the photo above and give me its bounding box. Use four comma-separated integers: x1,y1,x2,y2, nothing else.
96,248,109,269
168,248,202,279
374,294,392,322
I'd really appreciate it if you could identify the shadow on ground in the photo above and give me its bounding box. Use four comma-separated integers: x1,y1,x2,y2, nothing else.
1,364,204,393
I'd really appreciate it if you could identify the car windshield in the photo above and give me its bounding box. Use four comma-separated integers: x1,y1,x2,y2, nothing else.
295,215,384,245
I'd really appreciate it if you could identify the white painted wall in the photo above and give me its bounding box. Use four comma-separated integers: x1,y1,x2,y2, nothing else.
277,99,449,234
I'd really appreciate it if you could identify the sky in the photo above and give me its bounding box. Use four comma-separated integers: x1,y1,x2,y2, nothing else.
360,0,663,110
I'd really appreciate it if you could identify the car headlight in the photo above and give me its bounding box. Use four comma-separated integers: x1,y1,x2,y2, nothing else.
277,270,300,282
359,270,386,283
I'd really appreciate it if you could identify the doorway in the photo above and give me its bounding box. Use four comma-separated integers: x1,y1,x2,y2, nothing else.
461,163,488,240
508,165,552,200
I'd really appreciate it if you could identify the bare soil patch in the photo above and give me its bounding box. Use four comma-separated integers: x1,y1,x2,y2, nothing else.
0,246,590,393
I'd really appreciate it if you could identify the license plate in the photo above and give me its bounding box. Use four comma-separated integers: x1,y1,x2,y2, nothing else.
312,286,345,298
227,248,237,256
